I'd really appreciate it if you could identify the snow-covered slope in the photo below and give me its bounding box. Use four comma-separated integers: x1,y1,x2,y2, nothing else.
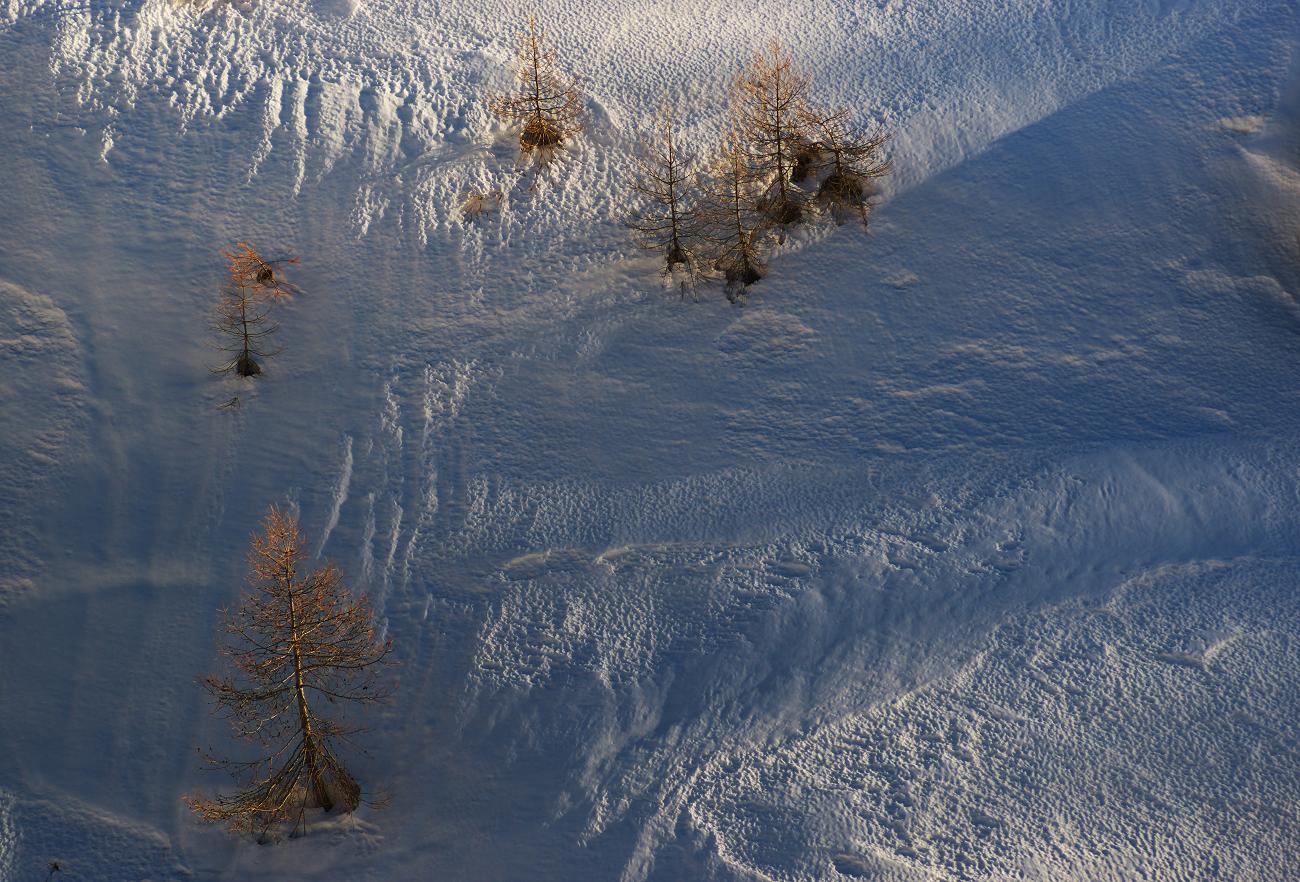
1,0,1299,880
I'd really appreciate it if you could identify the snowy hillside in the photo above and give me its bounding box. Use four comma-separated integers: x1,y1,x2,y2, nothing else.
2,0,1299,879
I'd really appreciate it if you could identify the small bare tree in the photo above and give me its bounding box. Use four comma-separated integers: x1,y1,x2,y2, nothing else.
188,507,392,840
805,107,890,228
489,18,584,156
629,106,703,296
700,131,766,301
734,39,812,225
212,281,278,378
211,243,300,381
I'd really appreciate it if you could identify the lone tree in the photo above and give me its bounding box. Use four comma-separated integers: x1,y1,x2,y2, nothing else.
188,507,392,840
212,242,300,379
805,107,890,228
629,106,703,295
212,281,278,378
489,17,584,155
700,131,766,301
733,39,812,225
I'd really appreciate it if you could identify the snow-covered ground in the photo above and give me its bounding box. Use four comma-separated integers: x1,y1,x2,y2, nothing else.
2,0,1299,879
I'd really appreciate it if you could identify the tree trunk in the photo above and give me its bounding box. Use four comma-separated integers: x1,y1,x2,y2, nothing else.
284,549,333,812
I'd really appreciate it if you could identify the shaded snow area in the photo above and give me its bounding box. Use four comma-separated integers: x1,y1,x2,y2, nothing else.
3,0,1300,879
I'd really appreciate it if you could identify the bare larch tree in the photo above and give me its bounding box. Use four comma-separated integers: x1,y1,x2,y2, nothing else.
188,507,392,840
700,131,766,301
212,242,300,380
805,107,890,228
734,39,812,225
488,17,584,155
212,281,278,378
629,106,702,295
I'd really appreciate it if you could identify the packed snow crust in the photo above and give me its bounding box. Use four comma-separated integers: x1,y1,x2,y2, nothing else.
1,0,1299,879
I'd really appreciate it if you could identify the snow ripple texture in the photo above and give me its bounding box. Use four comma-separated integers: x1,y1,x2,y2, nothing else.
0,0,1298,880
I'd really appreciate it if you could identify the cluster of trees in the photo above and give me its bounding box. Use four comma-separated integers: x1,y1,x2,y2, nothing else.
188,507,391,841
212,243,299,381
631,41,890,300
485,23,890,302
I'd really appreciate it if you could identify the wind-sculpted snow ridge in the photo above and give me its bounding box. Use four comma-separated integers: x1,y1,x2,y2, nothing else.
686,556,1300,881
424,441,1298,882
1227,52,1300,295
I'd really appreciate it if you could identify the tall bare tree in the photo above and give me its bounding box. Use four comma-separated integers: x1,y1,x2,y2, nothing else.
805,107,890,228
489,18,584,155
188,507,392,840
212,281,278,378
733,39,812,225
629,106,702,296
700,131,766,301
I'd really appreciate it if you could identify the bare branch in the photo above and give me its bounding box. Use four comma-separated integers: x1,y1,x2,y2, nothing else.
223,242,301,301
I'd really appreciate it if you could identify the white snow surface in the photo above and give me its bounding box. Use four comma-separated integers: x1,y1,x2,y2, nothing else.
2,0,1300,879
